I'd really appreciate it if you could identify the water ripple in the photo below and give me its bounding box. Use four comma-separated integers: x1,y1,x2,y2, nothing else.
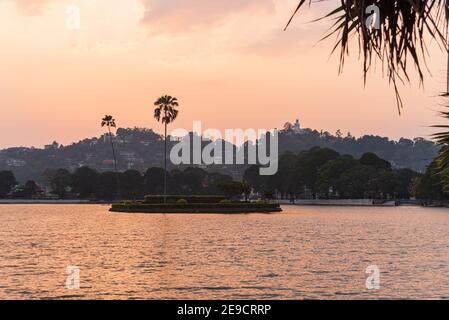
0,204,449,299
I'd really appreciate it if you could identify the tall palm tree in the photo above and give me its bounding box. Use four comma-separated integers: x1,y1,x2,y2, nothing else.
285,0,449,113
101,115,121,199
154,95,179,203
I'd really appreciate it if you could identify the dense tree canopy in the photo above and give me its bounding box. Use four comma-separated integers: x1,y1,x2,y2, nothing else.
360,152,392,171
44,169,72,199
40,166,237,200
245,147,424,200
71,167,99,199
0,171,17,198
410,161,449,202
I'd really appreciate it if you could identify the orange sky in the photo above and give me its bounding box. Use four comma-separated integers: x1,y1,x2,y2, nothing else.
0,0,447,148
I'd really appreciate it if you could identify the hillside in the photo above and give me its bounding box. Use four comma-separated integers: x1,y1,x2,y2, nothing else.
0,126,438,183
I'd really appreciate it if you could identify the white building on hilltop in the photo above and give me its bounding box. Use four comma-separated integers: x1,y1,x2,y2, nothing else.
292,119,304,134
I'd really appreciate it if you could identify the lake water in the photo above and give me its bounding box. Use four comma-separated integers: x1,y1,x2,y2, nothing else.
0,204,448,299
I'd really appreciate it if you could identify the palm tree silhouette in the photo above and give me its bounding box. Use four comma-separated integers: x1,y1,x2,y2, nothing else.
285,1,449,112
101,115,121,200
286,1,449,191
154,95,179,203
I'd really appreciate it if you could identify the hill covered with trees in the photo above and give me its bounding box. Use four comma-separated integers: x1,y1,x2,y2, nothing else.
0,125,438,183
277,123,437,173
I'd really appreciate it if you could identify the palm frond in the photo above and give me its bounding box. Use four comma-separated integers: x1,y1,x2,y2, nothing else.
154,108,161,121
432,104,449,192
101,115,116,128
153,95,180,124
285,0,449,112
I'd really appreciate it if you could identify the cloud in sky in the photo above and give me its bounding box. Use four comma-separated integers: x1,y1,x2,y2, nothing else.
7,0,284,34
140,0,275,33
1,0,443,149
6,0,56,14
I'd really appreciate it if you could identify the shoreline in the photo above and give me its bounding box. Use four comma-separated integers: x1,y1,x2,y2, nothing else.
278,199,398,207
0,199,441,207
278,199,416,207
0,200,110,205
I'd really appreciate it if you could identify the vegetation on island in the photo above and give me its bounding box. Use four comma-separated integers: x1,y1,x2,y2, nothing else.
110,201,281,214
111,195,280,214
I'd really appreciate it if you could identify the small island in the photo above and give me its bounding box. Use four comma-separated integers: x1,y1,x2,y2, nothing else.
110,195,282,214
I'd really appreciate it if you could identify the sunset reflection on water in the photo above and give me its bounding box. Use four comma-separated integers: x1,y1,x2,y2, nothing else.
0,205,448,299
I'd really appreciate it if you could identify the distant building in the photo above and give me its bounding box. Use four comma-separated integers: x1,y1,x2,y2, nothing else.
283,119,305,135
101,159,116,171
6,159,26,167
116,137,130,145
292,119,304,134
44,141,59,150
126,158,144,170
118,151,144,169
102,159,116,165
119,151,136,161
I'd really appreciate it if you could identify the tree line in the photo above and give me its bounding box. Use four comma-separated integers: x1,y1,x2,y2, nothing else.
0,171,40,199
1,147,448,201
244,147,448,201
43,166,240,200
0,166,242,200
